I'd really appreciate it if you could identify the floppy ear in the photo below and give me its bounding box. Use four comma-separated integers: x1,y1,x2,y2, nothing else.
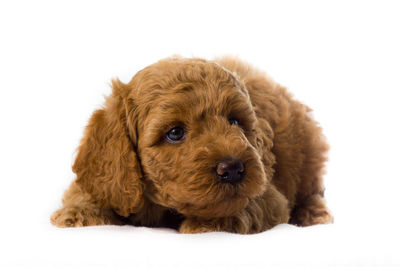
73,80,143,217
253,117,276,182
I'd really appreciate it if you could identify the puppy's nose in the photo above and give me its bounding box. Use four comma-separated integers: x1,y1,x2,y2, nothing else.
216,158,245,184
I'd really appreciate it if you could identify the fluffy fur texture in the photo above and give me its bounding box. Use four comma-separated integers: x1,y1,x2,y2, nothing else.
51,57,333,234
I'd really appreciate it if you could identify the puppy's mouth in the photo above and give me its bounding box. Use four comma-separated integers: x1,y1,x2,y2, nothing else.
177,195,250,218
148,155,268,218
216,177,265,200
174,173,267,218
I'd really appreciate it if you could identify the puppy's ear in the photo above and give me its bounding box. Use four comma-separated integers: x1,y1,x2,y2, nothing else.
253,118,276,181
73,79,143,217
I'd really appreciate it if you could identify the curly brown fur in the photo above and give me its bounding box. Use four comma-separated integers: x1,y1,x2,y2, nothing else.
51,56,332,234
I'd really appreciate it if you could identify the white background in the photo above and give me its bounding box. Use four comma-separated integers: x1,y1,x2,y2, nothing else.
1,0,399,266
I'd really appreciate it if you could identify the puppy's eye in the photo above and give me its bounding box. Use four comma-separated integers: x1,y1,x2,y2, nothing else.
166,127,185,143
228,117,240,126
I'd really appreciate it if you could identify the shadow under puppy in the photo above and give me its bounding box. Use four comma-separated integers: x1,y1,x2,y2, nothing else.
51,57,333,234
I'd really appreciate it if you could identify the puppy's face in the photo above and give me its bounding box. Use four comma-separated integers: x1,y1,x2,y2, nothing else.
126,58,270,218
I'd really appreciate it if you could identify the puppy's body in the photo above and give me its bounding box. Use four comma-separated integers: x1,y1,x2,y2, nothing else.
51,57,332,233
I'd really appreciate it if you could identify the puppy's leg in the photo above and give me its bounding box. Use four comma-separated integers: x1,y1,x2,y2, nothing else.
288,147,333,226
180,186,289,234
51,182,124,227
288,123,332,226
289,193,333,226
288,160,333,227
286,108,333,226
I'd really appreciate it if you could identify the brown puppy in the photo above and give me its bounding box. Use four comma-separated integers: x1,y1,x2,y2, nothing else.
51,57,333,234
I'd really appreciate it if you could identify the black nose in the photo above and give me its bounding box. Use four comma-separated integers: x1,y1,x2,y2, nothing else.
216,158,245,184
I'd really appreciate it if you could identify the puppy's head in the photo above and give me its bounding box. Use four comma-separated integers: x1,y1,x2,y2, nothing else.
74,57,275,218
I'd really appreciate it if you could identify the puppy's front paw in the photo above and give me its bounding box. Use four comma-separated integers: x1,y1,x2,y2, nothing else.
50,207,85,227
179,218,216,234
289,194,333,226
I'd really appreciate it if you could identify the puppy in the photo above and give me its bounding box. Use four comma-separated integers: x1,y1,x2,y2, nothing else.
51,57,333,234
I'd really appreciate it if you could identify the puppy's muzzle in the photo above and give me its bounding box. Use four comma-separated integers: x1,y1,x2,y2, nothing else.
216,158,245,184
